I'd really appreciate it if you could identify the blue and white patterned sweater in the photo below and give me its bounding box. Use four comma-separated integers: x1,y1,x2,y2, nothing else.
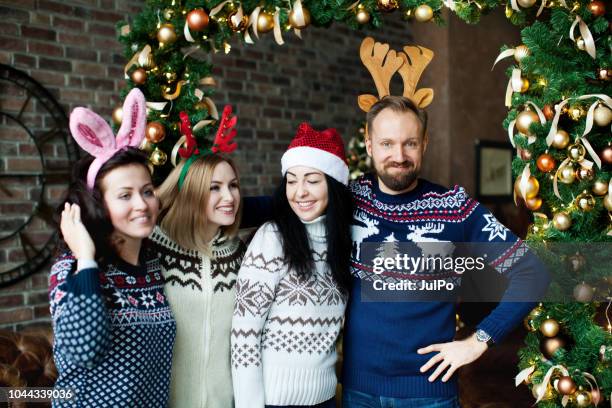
49,247,176,407
342,175,550,398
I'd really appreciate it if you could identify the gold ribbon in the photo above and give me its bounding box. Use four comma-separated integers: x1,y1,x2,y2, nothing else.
210,0,232,17
509,0,520,11
146,101,168,111
505,68,523,107
581,372,602,406
291,0,305,39
273,7,284,45
162,80,186,100
508,102,544,147
193,119,214,132
553,156,594,199
545,99,570,147
171,135,187,167
570,15,596,59
124,45,152,79
492,48,516,71
345,0,361,11
204,96,219,120
535,365,570,404
507,120,517,148
184,20,196,43
515,365,535,386
200,77,216,87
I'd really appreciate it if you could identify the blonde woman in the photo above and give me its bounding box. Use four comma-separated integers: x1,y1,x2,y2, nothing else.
149,108,246,408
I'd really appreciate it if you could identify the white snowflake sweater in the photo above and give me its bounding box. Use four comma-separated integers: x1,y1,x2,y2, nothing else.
149,226,246,408
231,216,347,407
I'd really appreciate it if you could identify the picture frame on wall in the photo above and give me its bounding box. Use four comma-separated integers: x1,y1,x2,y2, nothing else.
475,140,514,202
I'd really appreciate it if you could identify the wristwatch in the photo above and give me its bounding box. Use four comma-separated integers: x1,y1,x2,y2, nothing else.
475,329,494,346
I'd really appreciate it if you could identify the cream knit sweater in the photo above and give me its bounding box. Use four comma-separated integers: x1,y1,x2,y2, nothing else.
231,216,347,407
150,226,246,408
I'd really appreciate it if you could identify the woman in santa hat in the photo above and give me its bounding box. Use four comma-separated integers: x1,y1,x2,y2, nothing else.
231,122,353,408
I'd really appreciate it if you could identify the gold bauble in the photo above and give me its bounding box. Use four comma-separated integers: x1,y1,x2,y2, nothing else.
567,253,586,272
558,164,576,184
576,36,586,50
514,175,540,199
518,0,537,6
516,109,540,136
524,316,537,331
520,78,530,93
414,5,434,22
157,23,177,46
355,5,371,24
145,122,166,144
525,196,542,211
552,129,570,149
228,11,249,32
288,6,311,29
514,44,530,63
187,8,210,31
552,212,572,231
163,8,175,20
568,105,585,121
256,11,274,33
111,106,123,126
529,305,544,319
604,193,612,211
536,153,556,173
540,336,566,359
150,148,167,166
575,167,594,181
573,282,594,302
574,390,592,407
575,191,596,211
130,67,147,85
377,0,399,12
555,376,577,395
163,71,177,83
592,179,608,196
139,138,154,153
531,382,555,400
539,318,560,337
567,143,586,162
593,103,612,127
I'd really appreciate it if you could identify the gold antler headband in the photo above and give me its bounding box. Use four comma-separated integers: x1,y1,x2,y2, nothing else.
358,36,435,112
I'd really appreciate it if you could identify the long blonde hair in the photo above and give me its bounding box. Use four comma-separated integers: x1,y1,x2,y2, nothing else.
156,154,242,253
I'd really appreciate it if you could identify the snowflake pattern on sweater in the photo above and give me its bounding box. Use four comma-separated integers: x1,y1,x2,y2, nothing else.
49,248,176,408
231,219,347,408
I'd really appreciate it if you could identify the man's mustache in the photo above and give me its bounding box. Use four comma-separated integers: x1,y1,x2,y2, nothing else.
384,161,414,168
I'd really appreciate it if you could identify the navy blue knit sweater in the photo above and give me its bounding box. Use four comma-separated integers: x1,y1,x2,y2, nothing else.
49,248,176,407
342,175,550,398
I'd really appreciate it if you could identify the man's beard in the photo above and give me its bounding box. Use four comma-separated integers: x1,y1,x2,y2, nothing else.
374,160,419,192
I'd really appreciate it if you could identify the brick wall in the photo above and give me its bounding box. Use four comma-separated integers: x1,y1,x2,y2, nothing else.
0,0,520,330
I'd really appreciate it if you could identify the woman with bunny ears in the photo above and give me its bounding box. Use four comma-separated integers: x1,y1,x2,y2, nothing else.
148,107,246,408
48,89,176,407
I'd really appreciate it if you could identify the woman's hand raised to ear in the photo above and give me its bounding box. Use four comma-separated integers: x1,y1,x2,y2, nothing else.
60,203,96,261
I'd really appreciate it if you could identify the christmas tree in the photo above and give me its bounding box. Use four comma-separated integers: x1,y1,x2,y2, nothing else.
497,0,612,406
116,1,611,406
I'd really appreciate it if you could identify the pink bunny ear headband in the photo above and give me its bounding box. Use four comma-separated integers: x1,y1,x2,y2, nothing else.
69,88,147,191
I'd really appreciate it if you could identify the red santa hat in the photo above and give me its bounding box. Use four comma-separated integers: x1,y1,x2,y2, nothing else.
281,122,349,185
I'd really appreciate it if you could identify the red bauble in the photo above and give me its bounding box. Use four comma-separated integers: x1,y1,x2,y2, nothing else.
536,153,556,173
587,0,605,16
187,8,209,31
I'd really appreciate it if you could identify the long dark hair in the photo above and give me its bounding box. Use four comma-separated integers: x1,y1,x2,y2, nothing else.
272,174,353,292
56,147,150,266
